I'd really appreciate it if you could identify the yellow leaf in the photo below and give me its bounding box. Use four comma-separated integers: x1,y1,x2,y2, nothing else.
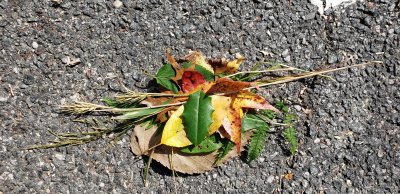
161,105,192,147
209,96,232,135
226,53,244,73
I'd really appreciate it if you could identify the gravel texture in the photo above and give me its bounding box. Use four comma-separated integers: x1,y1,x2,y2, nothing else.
1,0,399,193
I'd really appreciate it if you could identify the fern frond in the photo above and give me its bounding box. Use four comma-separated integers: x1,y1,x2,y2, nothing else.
247,125,269,162
283,127,298,155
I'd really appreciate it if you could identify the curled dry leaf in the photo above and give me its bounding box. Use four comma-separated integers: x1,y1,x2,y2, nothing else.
130,124,252,174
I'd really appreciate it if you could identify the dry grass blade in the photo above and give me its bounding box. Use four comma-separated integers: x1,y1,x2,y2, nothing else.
248,61,383,89
60,101,185,114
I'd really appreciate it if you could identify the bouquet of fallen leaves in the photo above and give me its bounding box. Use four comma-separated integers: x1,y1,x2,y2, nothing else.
29,50,382,179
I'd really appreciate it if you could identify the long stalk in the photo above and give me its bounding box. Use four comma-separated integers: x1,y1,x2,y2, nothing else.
248,61,383,89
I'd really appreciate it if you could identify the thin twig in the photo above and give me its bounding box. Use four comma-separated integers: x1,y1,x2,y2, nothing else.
223,67,296,78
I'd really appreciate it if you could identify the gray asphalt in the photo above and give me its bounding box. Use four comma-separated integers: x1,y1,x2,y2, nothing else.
0,0,399,193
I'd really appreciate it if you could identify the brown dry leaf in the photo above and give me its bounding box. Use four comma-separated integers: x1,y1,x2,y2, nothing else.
131,125,252,174
145,96,170,106
283,172,294,181
208,53,244,74
130,124,161,155
208,58,230,74
206,78,250,94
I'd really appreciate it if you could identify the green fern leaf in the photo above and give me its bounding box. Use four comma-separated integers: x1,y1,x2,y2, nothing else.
247,124,269,162
283,127,298,155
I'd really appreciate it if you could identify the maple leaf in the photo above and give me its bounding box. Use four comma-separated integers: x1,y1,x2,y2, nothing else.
209,95,232,135
221,106,242,153
160,105,192,147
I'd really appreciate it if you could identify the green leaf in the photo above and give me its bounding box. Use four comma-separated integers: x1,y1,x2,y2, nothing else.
247,124,269,162
102,98,139,108
182,62,192,68
156,78,179,93
180,135,222,154
156,63,175,78
283,127,298,155
113,107,164,120
140,117,156,130
182,91,214,145
155,64,179,93
214,139,235,165
195,65,214,81
242,113,267,132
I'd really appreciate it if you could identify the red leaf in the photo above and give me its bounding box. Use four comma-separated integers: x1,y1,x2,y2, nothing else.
181,71,206,93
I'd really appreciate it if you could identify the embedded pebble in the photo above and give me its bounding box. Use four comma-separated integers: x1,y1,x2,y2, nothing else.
113,0,123,8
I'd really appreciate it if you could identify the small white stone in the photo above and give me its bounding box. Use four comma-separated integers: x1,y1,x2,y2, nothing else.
212,173,218,179
32,42,39,49
266,176,274,183
0,96,8,102
99,182,105,187
378,149,384,158
346,179,352,186
54,153,65,161
113,0,123,8
314,138,321,144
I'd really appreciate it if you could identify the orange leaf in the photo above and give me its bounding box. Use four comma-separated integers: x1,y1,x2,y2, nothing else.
221,107,242,153
206,78,250,94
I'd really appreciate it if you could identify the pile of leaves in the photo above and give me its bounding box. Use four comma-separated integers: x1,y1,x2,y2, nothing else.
29,50,382,180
